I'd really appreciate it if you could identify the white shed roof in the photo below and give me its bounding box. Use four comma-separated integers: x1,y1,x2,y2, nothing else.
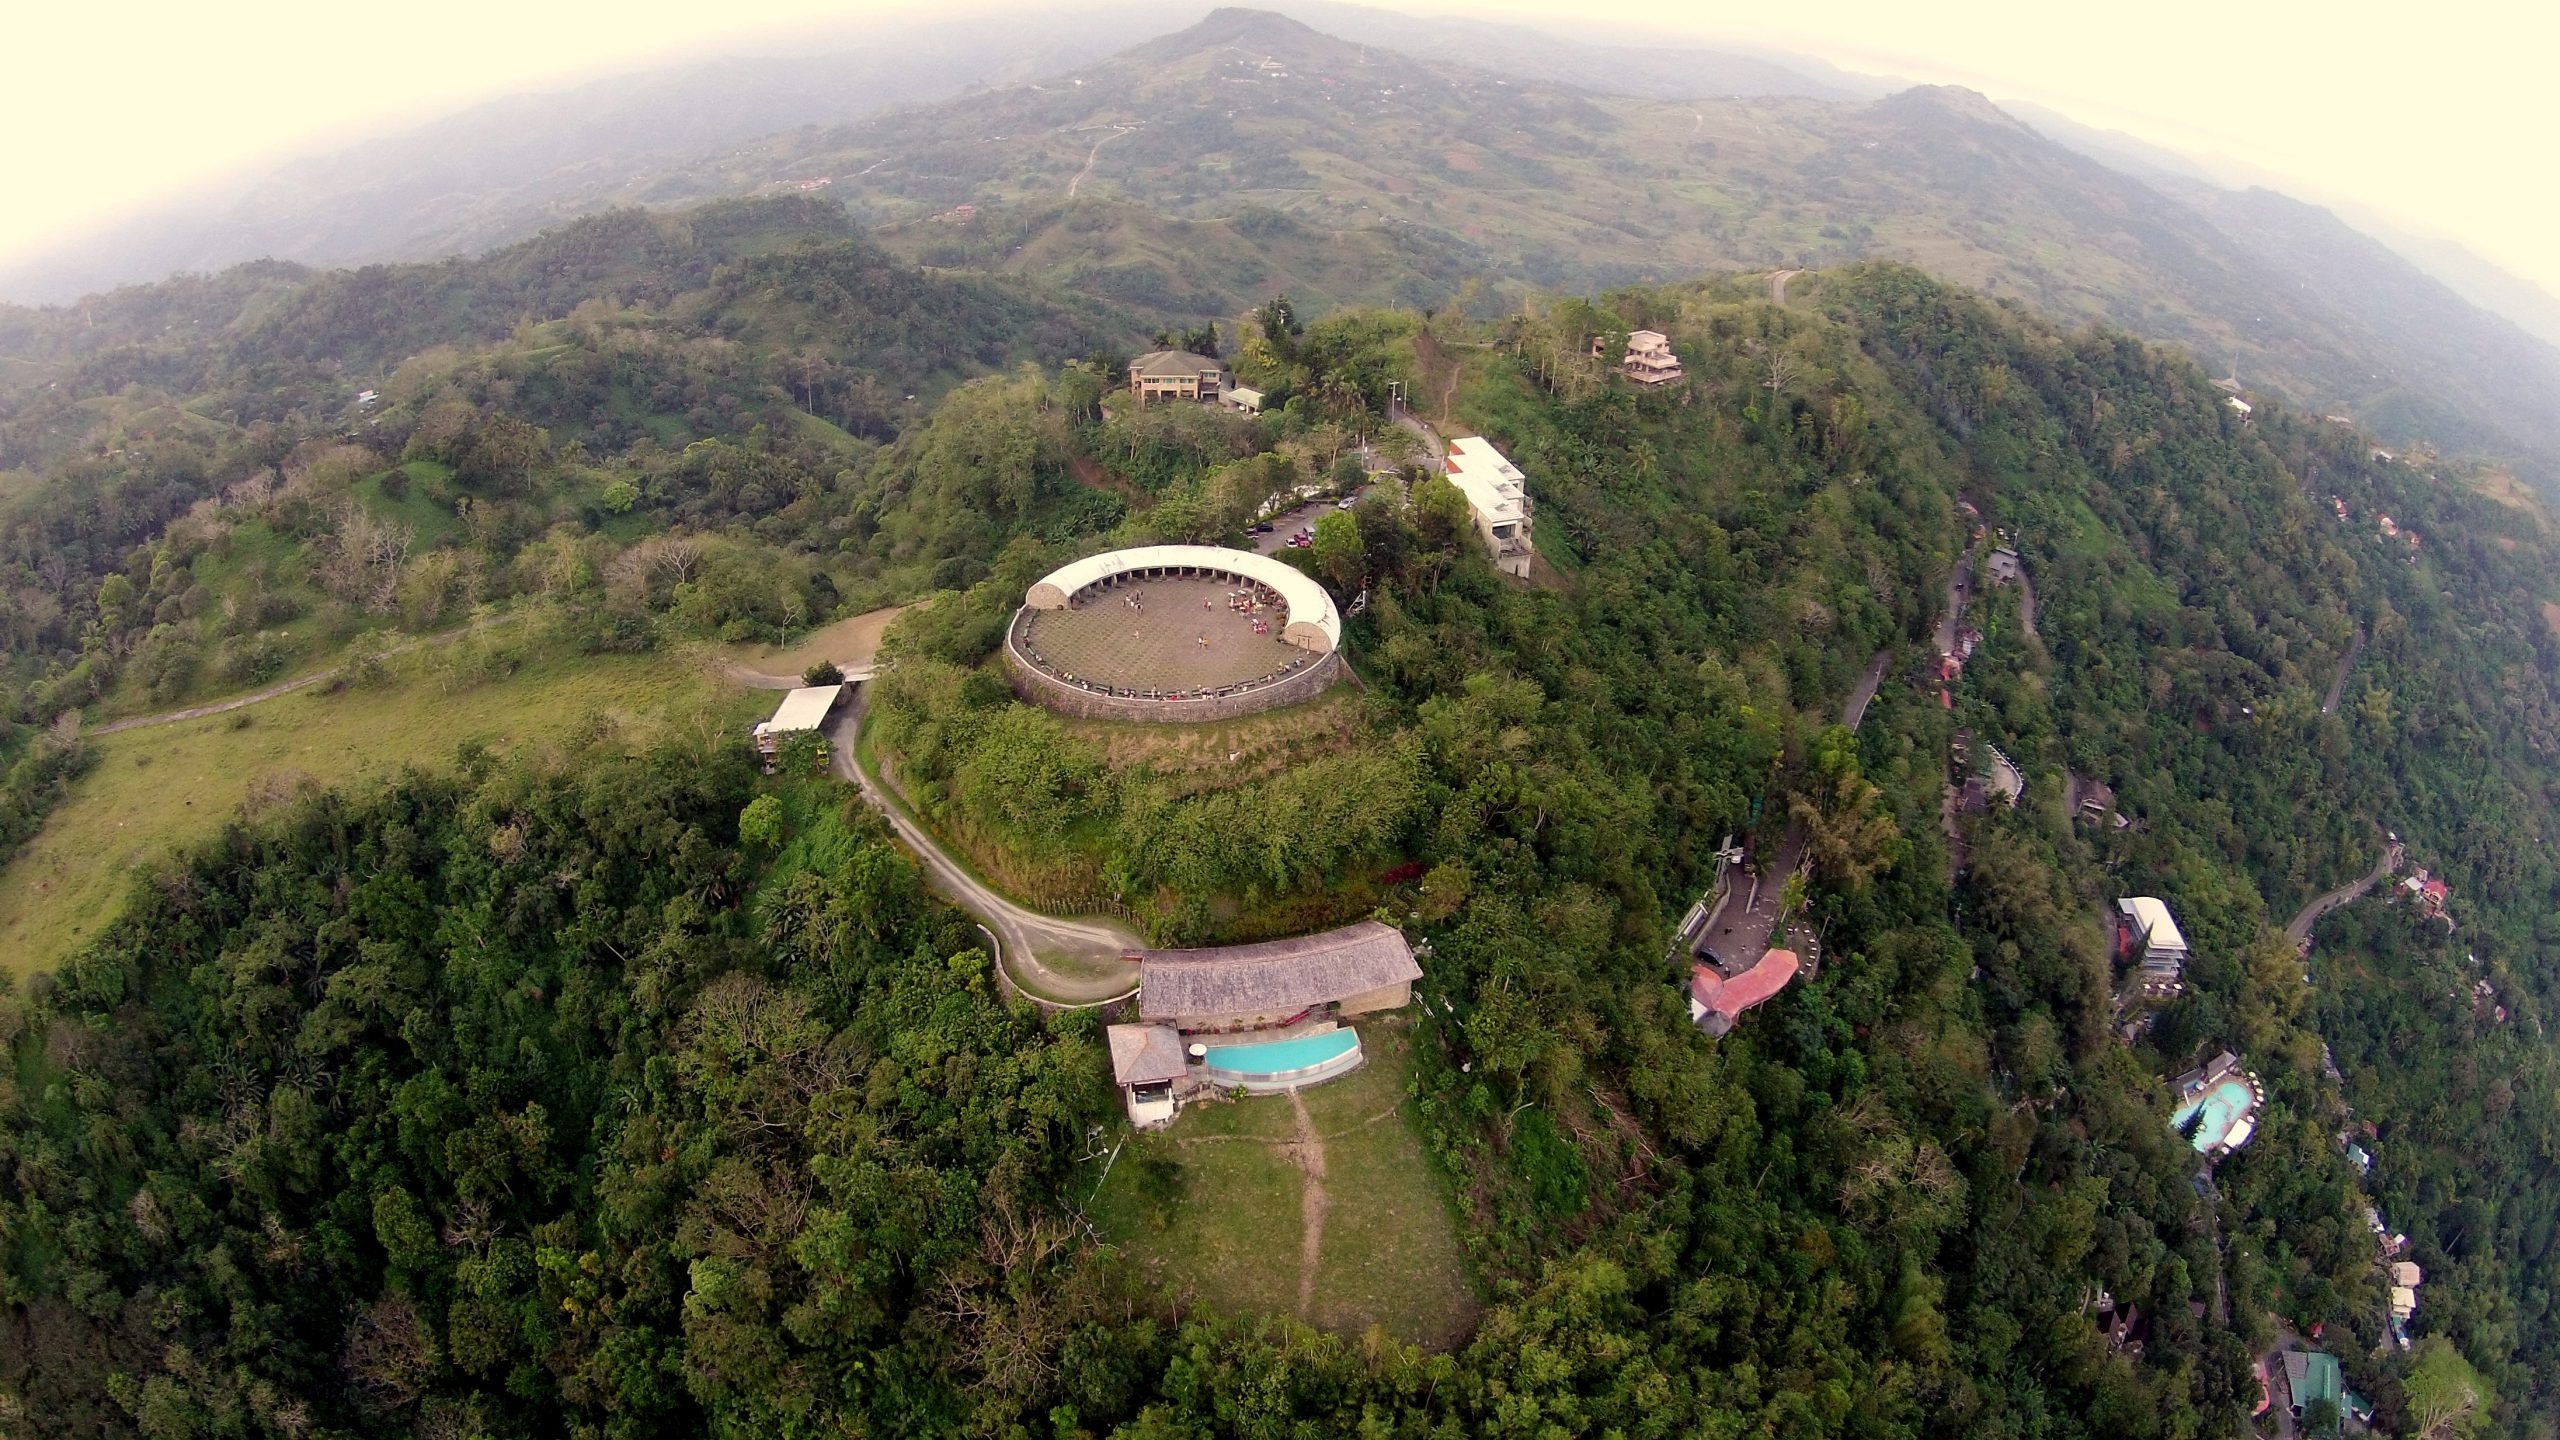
2117,896,2189,954
1025,544,1340,652
764,684,845,733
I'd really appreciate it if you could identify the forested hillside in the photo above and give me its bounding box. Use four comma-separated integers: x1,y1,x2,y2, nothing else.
0,180,2553,1439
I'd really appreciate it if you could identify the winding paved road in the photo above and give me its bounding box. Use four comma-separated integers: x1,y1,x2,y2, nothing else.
1936,552,1976,654
1066,125,1137,199
827,687,1142,1002
2322,626,2367,715
2285,838,2401,945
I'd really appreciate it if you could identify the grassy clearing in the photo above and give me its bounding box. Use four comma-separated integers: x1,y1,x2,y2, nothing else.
1296,1022,1478,1345
1058,685,1367,789
0,648,746,979
355,459,467,549
1088,1018,1476,1347
720,601,921,676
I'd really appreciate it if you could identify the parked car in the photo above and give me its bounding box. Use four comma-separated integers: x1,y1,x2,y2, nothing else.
1248,523,1273,534
1336,497,1357,510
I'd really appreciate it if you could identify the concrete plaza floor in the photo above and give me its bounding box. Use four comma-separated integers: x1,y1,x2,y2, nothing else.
1020,577,1301,691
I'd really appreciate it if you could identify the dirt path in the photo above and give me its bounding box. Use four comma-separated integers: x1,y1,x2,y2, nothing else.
90,622,484,736
2322,625,2367,715
1771,268,1805,305
826,687,1143,1002
2017,569,2041,642
1067,125,1137,198
1288,1089,1328,1321
2286,837,2401,945
720,603,914,690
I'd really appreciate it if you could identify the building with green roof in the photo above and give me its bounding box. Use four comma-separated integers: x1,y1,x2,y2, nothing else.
2283,1349,2343,1427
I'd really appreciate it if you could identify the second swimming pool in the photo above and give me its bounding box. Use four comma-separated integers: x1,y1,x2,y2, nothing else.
2172,1077,2257,1152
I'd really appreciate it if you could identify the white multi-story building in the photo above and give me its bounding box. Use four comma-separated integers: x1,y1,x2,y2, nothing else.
1445,436,1535,578
2117,896,2190,982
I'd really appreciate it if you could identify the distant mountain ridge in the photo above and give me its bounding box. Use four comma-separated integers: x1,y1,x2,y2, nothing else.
0,1,1860,307
678,8,2556,485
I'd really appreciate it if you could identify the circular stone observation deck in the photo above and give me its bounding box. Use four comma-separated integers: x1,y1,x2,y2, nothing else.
1009,544,1344,722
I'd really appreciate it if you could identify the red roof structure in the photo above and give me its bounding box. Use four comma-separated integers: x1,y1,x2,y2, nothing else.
1690,948,1800,1036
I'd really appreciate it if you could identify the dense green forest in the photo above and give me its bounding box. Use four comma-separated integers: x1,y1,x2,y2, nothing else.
0,188,2552,1438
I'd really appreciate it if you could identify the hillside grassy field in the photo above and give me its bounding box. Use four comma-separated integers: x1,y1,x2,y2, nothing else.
1088,1019,1476,1346
0,648,753,978
718,600,919,677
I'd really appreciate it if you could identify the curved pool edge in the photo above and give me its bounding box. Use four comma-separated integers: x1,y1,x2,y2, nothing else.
1199,1029,1365,1092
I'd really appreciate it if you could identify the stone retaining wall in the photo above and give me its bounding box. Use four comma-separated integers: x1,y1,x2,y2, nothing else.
1005,610,1343,722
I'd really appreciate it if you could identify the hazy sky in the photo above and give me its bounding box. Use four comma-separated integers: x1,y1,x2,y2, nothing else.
7,0,2557,294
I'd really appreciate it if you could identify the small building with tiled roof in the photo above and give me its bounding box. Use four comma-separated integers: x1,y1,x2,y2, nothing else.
1135,920,1419,1032
1690,948,1799,1038
1106,1023,1188,1128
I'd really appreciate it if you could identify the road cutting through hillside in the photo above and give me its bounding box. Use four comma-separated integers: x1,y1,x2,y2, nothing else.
826,685,1143,1004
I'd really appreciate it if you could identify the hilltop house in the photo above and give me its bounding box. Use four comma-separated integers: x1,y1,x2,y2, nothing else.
1133,920,1419,1032
1985,547,2023,586
2076,777,2124,827
1617,329,1684,386
2281,1351,2342,1422
752,684,845,769
2399,869,2452,920
1445,436,1535,578
1128,349,1230,405
1106,1023,1187,1128
1690,948,1800,1038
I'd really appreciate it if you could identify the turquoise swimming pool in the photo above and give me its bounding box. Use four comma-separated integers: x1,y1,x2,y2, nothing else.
2172,1077,2257,1151
1201,1028,1359,1077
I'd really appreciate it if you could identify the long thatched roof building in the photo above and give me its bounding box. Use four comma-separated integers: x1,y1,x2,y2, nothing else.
1136,920,1420,1030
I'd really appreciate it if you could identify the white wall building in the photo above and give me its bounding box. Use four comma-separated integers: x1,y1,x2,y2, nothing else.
1445,436,1535,578
2117,896,2191,975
